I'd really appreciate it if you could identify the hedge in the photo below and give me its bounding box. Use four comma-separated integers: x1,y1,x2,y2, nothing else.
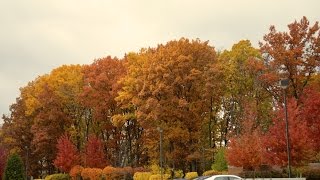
44,173,70,180
133,172,152,180
185,172,198,179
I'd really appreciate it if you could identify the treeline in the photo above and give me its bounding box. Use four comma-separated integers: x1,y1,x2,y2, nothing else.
0,16,320,178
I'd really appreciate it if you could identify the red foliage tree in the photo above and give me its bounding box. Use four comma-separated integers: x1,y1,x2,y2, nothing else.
53,134,80,172
227,130,265,170
259,16,320,100
300,86,320,153
84,135,107,168
263,98,314,166
226,102,266,170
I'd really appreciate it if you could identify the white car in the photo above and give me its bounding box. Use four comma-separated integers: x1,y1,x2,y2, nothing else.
205,175,242,180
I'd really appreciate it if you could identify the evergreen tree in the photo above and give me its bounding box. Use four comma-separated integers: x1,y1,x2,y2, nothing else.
3,153,25,180
212,148,228,171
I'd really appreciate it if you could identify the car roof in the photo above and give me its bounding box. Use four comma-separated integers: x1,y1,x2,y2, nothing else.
211,175,240,177
208,174,242,179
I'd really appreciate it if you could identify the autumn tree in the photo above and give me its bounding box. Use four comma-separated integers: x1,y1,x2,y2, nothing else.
118,38,217,172
44,65,86,150
115,52,150,167
0,97,36,177
0,146,7,179
263,98,315,167
259,16,320,101
300,86,320,155
23,65,85,174
31,84,71,173
54,134,80,172
215,40,271,145
84,135,106,168
226,101,266,170
80,56,129,166
256,16,320,168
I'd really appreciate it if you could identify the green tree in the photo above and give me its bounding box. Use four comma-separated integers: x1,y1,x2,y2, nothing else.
3,153,25,180
212,148,227,171
216,40,271,144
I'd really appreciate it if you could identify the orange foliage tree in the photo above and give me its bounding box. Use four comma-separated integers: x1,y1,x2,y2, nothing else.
81,57,128,166
119,38,217,171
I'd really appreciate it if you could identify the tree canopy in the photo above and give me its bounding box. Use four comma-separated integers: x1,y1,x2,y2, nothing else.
1,16,319,177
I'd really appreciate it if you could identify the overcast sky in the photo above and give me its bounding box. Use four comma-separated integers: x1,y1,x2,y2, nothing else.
0,0,319,125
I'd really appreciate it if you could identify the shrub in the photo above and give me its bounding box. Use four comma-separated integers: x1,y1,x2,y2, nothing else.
102,166,116,179
81,168,102,180
122,166,134,180
185,172,198,180
102,166,128,180
44,173,70,180
149,174,171,180
133,172,152,180
203,170,221,176
3,153,25,180
133,167,147,173
173,169,184,178
149,163,161,174
69,165,83,180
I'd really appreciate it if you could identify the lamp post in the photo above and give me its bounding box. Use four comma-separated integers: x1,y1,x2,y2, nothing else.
22,135,29,180
280,79,291,178
25,145,28,180
157,127,163,180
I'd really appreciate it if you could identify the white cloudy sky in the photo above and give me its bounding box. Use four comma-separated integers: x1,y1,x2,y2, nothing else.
0,0,319,124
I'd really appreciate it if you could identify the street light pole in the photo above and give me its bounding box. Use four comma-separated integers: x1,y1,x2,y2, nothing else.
157,127,163,180
25,145,28,180
280,79,291,178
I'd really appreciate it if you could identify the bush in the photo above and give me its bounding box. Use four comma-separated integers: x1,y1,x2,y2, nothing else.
45,173,70,180
69,165,83,180
104,166,134,180
3,153,25,180
122,166,134,180
133,167,147,173
81,168,102,180
185,172,198,180
102,166,131,180
173,169,184,178
203,170,221,176
133,172,152,180
149,174,171,180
